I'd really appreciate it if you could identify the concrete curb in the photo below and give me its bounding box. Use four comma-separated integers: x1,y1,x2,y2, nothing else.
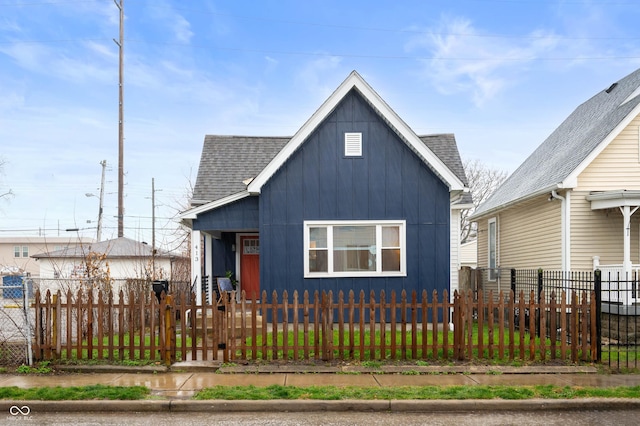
2,398,639,413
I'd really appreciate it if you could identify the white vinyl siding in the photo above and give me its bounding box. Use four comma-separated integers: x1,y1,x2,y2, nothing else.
572,118,640,269
569,190,639,270
304,220,406,278
450,208,461,294
499,195,562,269
476,194,562,272
576,117,640,190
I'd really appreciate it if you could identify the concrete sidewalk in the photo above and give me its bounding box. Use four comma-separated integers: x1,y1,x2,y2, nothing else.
1,364,640,413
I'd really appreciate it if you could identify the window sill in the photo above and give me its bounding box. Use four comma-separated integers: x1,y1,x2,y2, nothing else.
304,272,407,279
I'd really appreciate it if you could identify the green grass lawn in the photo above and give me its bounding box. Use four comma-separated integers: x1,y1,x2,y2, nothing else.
0,384,639,401
56,332,193,363
239,323,609,364
194,384,640,400
0,384,149,400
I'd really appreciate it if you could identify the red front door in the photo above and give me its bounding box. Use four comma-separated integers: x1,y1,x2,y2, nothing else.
240,236,260,300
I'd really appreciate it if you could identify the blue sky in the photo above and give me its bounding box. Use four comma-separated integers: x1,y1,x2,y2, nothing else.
1,0,639,250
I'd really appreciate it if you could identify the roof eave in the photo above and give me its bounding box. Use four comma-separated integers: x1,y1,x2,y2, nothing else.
470,183,563,221
180,191,252,226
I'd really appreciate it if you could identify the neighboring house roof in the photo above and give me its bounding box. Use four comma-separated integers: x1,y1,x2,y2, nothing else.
472,67,640,219
185,72,471,219
32,237,174,260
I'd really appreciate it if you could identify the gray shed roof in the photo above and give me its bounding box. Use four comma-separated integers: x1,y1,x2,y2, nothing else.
32,237,174,259
473,67,640,218
192,133,470,206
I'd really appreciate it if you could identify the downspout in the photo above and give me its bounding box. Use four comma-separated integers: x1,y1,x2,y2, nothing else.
550,190,571,272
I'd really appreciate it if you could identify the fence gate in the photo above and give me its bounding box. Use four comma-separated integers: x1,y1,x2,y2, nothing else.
0,276,33,366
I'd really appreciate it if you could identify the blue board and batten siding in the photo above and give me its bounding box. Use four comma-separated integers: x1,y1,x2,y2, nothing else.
260,89,451,298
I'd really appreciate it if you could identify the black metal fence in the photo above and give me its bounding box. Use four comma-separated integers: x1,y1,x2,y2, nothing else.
468,268,639,370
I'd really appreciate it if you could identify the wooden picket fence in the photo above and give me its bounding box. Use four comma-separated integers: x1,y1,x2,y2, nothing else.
33,288,598,364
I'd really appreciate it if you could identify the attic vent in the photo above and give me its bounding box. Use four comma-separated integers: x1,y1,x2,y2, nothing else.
344,132,362,157
605,82,618,94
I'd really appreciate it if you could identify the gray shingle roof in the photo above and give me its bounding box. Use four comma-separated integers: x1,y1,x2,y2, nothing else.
473,67,640,218
192,133,470,206
192,136,289,204
32,237,174,259
419,134,472,205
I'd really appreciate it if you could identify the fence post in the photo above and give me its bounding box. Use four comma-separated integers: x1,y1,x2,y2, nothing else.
453,291,464,360
164,294,173,365
52,293,57,363
537,269,543,337
537,269,543,302
510,269,516,298
594,269,602,363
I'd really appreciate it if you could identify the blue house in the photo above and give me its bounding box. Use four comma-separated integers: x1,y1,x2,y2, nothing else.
181,71,470,304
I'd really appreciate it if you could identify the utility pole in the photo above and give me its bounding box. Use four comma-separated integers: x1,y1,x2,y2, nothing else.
149,178,162,279
114,0,125,238
97,160,106,241
151,177,156,279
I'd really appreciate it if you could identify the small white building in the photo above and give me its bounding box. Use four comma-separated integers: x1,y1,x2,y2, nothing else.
32,237,178,295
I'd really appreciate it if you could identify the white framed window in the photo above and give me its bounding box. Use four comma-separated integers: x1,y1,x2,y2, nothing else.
14,246,20,258
488,217,497,281
304,220,406,278
22,246,28,258
344,132,362,157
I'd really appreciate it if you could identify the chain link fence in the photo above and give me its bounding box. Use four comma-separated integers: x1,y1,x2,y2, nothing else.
0,275,34,366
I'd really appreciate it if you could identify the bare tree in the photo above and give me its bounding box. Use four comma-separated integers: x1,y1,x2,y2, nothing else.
461,159,508,244
161,173,194,293
0,157,13,200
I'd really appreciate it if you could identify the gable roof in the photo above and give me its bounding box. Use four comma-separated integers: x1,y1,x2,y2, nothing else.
184,132,471,220
32,237,175,260
184,72,470,221
473,67,640,219
247,71,465,195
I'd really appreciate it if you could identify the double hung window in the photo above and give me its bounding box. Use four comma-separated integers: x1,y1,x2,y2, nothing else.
488,218,497,281
305,220,406,277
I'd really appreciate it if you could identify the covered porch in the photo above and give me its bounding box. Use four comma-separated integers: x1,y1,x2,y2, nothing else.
588,190,640,305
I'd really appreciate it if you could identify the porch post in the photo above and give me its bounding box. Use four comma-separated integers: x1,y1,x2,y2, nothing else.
204,233,213,304
191,230,202,304
620,205,639,278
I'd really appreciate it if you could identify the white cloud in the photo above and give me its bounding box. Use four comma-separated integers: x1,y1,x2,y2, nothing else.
295,55,344,98
147,0,194,43
173,15,194,43
406,16,560,106
264,56,279,73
